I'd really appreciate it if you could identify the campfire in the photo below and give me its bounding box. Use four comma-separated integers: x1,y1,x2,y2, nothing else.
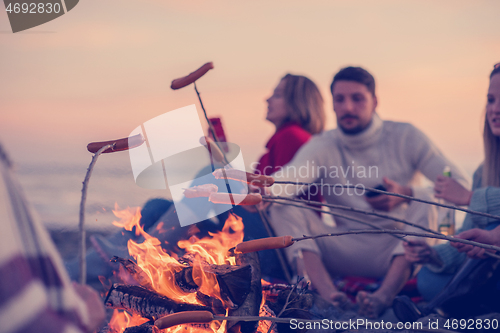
100,207,288,333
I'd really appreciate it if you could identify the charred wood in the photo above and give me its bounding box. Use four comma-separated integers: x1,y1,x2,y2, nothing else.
196,291,226,314
104,284,211,320
111,256,153,289
123,321,159,333
174,266,199,293
174,261,252,308
228,252,262,333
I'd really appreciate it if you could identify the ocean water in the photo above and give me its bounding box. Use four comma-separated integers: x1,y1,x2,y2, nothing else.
15,158,171,231
14,155,468,233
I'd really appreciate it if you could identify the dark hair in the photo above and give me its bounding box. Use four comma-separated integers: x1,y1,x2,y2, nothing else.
490,65,500,79
330,66,376,96
281,74,325,134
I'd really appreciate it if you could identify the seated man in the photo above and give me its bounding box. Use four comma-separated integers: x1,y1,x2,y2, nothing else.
268,66,469,318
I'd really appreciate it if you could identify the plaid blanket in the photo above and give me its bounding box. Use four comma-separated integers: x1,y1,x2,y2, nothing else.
0,144,90,333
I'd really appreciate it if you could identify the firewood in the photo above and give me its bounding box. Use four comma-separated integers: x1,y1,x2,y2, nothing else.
228,252,262,333
104,284,211,320
196,291,226,314
123,321,159,333
174,266,199,293
174,258,253,308
111,256,153,290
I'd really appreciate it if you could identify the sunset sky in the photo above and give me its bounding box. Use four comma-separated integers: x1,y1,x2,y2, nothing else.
1,0,500,227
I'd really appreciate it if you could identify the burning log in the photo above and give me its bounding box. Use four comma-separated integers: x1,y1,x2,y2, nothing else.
111,256,153,290
196,291,226,314
176,263,252,308
104,284,211,320
228,252,262,333
112,254,252,308
123,321,159,333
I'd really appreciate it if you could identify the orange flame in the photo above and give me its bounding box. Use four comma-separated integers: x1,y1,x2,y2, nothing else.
108,310,149,333
108,206,247,332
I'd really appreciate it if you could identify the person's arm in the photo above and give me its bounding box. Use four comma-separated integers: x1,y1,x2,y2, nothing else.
405,124,471,199
468,185,500,227
434,175,472,206
270,135,326,198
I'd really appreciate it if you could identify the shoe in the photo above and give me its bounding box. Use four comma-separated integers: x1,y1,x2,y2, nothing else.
392,295,424,322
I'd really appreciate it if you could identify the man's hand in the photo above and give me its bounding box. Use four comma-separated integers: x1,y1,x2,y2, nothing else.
403,239,442,266
434,175,472,206
365,177,412,212
451,227,500,259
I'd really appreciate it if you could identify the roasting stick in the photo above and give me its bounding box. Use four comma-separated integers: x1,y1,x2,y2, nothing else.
79,134,145,284
171,62,236,206
264,195,441,236
273,181,500,221
230,230,500,260
212,168,500,221
153,311,457,333
196,185,500,258
79,144,113,284
261,199,405,241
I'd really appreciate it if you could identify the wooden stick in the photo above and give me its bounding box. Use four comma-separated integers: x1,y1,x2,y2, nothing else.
194,82,229,166
272,181,500,221
293,229,500,254
79,143,114,284
154,310,458,333
262,199,404,240
264,195,440,235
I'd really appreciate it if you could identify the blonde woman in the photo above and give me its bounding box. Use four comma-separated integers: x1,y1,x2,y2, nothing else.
401,64,500,307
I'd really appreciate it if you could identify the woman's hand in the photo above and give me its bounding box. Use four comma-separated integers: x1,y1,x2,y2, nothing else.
403,239,442,266
434,175,472,206
451,227,500,259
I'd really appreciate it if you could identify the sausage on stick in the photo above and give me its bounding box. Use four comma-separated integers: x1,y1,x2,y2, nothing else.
87,134,144,154
208,193,262,206
234,236,295,254
171,62,214,90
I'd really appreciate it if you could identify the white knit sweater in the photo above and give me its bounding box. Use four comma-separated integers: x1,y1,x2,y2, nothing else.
270,114,470,278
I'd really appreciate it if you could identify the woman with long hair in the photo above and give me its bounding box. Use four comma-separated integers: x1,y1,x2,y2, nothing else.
239,73,326,282
402,64,500,304
254,73,325,176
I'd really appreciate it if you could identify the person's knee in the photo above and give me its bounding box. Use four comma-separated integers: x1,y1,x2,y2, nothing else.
417,266,454,302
